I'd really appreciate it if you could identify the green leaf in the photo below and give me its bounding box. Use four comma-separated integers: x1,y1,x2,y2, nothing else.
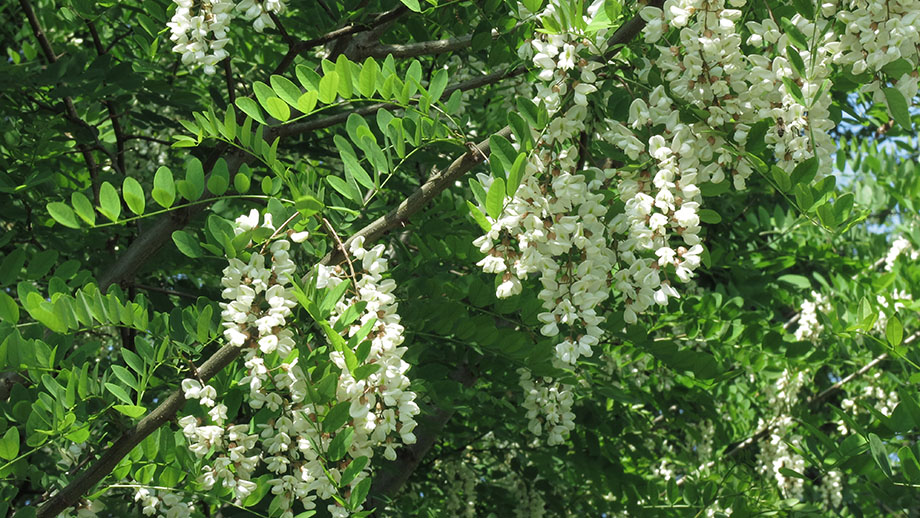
335,135,374,189
782,77,804,105
698,209,722,224
319,71,339,104
222,105,237,141
790,0,814,18
172,230,203,258
899,446,920,482
348,476,372,510
886,315,903,346
297,91,318,114
883,87,911,129
790,157,819,185
0,427,19,460
446,89,463,114
182,158,205,201
47,202,80,229
467,201,491,232
777,274,810,289
327,175,361,204
295,194,324,219
489,134,517,173
786,46,806,77
340,456,369,487
122,177,146,215
780,17,808,48
506,153,526,196
516,97,543,129
335,54,354,99
70,192,96,225
270,74,302,107
104,382,133,405
264,97,291,122
207,158,230,196
327,427,355,461
152,166,176,208
429,69,448,102
0,291,19,324
358,58,378,98
868,433,892,478
111,365,138,391
399,0,421,12
485,178,505,220
98,182,121,222
235,97,266,125
113,405,146,418
324,402,351,433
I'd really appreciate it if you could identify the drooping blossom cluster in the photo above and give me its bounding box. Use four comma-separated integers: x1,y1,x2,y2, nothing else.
171,211,417,518
794,291,831,341
167,0,287,74
134,488,193,518
755,369,808,500
316,235,420,463
829,0,920,110
439,458,478,518
884,236,918,271
837,371,900,434
289,235,418,517
472,2,615,443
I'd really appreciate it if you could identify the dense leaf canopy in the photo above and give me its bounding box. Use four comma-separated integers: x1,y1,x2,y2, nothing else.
1,0,920,517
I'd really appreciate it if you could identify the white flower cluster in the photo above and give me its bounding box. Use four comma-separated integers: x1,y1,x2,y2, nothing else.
875,288,911,333
830,0,920,107
838,371,900,434
509,473,546,518
309,236,420,516
440,459,478,518
519,370,575,445
166,0,287,74
884,236,918,271
755,369,808,500
818,469,843,509
134,488,193,518
58,499,104,518
471,1,615,444
794,291,831,341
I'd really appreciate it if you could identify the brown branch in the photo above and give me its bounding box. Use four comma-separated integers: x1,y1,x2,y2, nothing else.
272,5,409,75
222,57,236,105
87,20,127,175
20,0,102,203
321,127,510,266
350,32,476,61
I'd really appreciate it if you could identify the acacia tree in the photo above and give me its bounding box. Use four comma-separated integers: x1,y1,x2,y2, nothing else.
2,0,920,516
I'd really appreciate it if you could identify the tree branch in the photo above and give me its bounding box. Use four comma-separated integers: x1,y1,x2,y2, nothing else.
87,20,128,175
20,0,102,203
273,5,408,75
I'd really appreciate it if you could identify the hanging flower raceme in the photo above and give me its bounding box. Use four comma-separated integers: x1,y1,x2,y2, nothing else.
167,0,287,73
170,210,417,518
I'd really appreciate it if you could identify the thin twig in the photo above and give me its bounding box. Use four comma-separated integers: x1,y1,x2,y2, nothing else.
87,20,127,175
20,0,102,203
322,216,357,282
222,57,236,105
